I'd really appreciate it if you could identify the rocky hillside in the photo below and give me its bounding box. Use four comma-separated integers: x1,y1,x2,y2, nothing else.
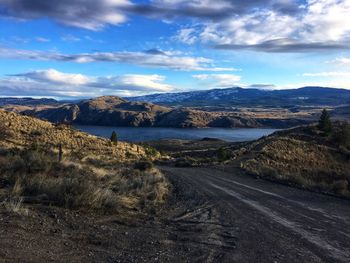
11,96,262,128
0,97,58,106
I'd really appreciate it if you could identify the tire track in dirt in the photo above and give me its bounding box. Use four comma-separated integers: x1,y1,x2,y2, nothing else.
162,166,350,263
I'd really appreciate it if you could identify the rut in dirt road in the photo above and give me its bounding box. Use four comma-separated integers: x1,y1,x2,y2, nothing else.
162,166,350,263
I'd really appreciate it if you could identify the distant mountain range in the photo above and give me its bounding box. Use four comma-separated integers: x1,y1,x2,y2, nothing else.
1,96,263,128
128,87,350,107
1,87,349,109
0,87,349,129
0,97,58,106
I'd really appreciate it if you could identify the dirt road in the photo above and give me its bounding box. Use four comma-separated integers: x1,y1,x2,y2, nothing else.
2,166,350,262
161,166,350,263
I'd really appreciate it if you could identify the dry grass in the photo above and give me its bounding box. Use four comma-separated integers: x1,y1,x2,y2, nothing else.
1,197,29,216
0,147,169,213
0,109,158,161
0,109,169,214
240,126,350,197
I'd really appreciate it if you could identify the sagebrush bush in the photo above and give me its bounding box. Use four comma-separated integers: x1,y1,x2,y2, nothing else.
134,161,154,171
1,196,28,216
0,147,169,213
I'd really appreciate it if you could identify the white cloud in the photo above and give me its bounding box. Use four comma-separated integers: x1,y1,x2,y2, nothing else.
302,71,350,77
175,0,350,52
327,57,350,65
35,37,50,42
13,69,91,85
296,69,350,89
93,74,173,92
0,47,237,72
0,69,175,98
175,28,198,44
248,84,276,90
193,73,241,87
61,35,81,42
300,0,350,42
2,1,347,52
204,10,299,45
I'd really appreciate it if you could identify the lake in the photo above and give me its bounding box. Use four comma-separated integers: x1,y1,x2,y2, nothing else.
73,125,278,142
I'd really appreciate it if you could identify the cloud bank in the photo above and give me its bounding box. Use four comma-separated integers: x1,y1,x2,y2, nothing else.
0,47,236,71
192,73,241,88
174,0,350,52
1,1,350,52
0,69,174,98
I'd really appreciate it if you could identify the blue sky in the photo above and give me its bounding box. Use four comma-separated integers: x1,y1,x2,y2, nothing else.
0,0,350,99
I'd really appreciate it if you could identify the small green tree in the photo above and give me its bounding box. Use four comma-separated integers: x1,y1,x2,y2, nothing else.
110,131,118,144
217,147,230,162
318,109,332,135
144,145,157,156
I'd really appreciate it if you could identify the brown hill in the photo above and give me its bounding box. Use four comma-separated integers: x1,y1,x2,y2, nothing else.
13,96,261,128
0,109,168,213
0,108,145,159
239,124,350,197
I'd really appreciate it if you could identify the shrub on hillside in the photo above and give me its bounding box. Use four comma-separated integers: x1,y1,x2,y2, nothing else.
134,161,154,171
217,147,231,162
318,109,332,135
0,147,169,212
143,145,158,157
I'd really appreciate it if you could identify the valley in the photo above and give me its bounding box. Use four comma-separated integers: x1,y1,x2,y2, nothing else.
2,0,350,261
2,87,349,130
1,106,349,262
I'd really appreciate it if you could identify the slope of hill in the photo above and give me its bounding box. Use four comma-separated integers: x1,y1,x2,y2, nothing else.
128,86,350,107
11,96,263,128
153,121,350,197
332,105,350,121
0,109,171,261
2,93,343,129
0,109,168,213
0,97,58,106
239,124,350,197
0,108,144,158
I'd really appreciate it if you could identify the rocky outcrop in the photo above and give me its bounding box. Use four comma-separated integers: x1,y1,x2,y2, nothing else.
2,96,317,128
14,96,263,128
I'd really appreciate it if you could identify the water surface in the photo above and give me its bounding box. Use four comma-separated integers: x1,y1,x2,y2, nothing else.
74,125,278,142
